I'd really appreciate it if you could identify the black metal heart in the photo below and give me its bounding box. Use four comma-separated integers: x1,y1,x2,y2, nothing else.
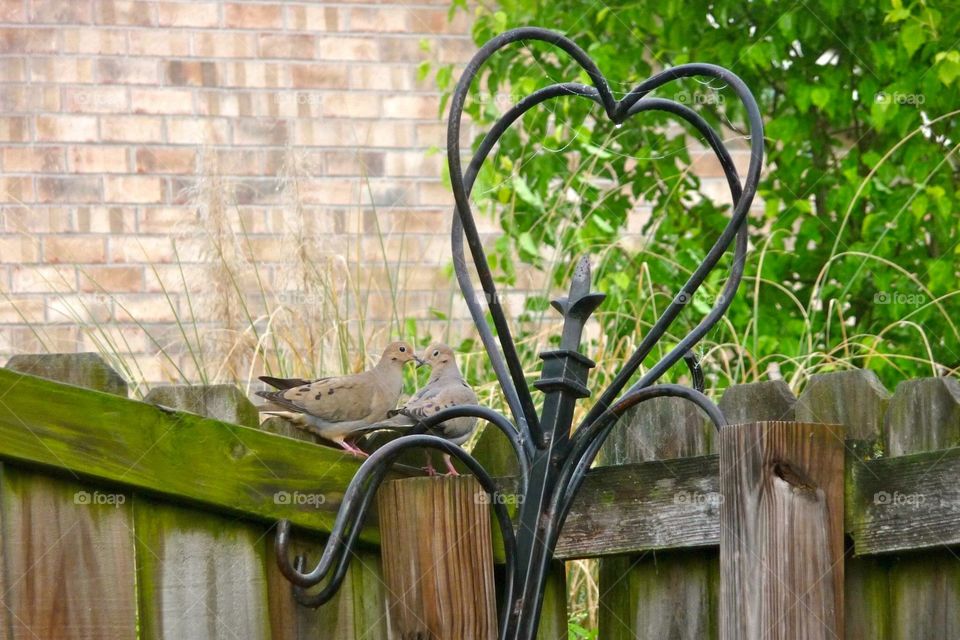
445,27,764,436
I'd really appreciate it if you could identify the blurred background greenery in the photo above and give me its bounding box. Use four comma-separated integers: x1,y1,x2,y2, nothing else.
436,0,960,398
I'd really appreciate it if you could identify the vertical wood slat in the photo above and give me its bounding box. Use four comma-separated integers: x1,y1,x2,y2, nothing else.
377,476,497,640
796,371,891,440
597,396,717,640
719,380,796,424
137,384,270,640
796,369,889,640
0,471,137,640
134,497,272,640
883,377,960,640
719,421,845,640
0,353,137,640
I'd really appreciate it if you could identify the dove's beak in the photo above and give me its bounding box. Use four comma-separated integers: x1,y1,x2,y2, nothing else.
414,356,426,368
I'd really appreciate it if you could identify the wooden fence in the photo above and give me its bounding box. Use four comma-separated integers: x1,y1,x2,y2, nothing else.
0,353,958,639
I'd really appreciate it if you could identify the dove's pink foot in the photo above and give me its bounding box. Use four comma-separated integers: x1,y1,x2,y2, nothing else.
443,454,460,476
338,441,368,457
423,451,437,476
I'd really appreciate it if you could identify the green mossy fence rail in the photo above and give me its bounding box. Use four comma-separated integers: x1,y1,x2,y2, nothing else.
0,354,958,638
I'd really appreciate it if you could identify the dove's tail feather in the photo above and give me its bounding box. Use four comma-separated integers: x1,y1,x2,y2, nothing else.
259,375,311,390
257,402,292,413
255,390,305,414
260,410,308,423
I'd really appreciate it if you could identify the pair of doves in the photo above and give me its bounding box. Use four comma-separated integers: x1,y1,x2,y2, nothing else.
256,342,477,474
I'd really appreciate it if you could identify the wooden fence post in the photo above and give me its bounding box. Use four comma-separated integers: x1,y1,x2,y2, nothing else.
719,421,845,640
377,475,498,640
144,383,259,426
5,352,128,396
377,476,497,640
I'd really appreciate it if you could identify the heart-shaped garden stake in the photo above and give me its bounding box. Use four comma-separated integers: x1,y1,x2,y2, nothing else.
275,26,764,640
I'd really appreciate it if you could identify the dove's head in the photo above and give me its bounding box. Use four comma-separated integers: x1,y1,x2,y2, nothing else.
418,343,460,376
380,341,419,367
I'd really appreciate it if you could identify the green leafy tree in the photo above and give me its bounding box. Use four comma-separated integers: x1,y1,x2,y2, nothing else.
446,0,960,388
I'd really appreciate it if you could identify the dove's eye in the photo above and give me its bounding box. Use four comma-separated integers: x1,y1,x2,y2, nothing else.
399,346,406,352
433,350,439,357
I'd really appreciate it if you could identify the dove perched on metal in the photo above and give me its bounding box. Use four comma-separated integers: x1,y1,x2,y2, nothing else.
255,341,419,455
371,343,477,474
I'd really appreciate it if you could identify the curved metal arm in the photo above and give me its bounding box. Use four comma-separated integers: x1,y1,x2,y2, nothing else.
683,351,705,393
547,384,727,562
453,82,599,438
448,28,623,445
585,71,762,415
510,383,726,640
579,94,751,425
448,30,761,442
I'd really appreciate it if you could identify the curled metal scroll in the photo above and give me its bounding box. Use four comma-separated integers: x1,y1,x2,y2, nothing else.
274,26,762,640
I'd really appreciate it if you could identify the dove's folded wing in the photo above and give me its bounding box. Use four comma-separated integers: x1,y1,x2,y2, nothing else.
400,382,476,421
256,374,375,423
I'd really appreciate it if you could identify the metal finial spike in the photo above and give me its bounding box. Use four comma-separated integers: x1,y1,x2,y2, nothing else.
551,256,604,321
569,256,592,299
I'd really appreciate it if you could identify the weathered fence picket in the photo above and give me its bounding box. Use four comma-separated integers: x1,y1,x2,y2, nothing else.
884,378,960,640
796,370,889,640
137,384,271,640
0,353,138,640
597,395,717,640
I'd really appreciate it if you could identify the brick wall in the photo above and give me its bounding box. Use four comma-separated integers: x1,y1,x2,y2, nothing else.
0,0,488,382
0,1,753,385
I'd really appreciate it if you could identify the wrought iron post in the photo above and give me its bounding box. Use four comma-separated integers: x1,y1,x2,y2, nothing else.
273,26,764,640
514,256,604,632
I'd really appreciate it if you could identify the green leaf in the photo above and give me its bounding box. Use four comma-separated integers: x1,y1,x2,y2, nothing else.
885,7,910,23
416,61,431,83
777,12,794,36
900,22,926,57
512,175,544,211
517,232,538,258
436,65,453,91
810,86,832,110
937,57,960,85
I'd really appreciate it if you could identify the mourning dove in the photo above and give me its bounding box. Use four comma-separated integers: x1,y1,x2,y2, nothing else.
256,341,419,455
371,343,477,474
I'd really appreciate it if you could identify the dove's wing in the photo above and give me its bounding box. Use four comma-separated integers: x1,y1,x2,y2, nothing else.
256,371,382,423
397,379,477,426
